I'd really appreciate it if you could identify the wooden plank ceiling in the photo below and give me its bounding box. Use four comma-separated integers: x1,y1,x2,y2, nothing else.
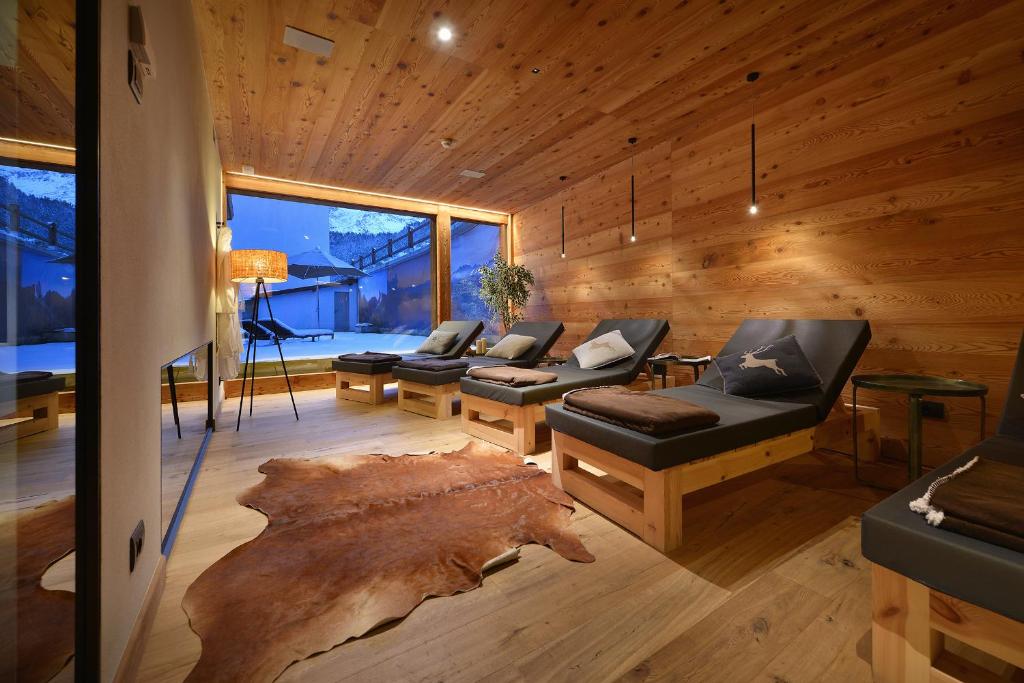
194,0,903,212
0,0,76,147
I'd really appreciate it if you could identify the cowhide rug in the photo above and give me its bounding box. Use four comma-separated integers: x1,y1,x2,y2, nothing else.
183,442,594,681
0,496,75,683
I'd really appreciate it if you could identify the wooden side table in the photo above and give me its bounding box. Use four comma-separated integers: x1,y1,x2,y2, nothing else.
851,374,988,485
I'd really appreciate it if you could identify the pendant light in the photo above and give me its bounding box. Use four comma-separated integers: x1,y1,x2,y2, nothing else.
628,137,638,242
747,71,760,216
559,175,568,258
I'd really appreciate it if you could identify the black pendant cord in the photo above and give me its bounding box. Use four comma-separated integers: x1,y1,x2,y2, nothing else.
628,136,638,242
750,121,756,209
560,204,565,258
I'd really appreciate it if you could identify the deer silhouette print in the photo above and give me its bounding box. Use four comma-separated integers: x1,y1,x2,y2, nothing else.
738,345,787,376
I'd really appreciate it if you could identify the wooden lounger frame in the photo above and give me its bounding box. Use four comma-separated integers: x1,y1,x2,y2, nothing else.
550,403,881,553
397,379,459,419
461,394,556,455
335,370,393,404
0,391,60,444
460,376,660,456
871,563,1024,682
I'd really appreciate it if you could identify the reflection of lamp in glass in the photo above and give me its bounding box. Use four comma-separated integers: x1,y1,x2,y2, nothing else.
231,249,298,430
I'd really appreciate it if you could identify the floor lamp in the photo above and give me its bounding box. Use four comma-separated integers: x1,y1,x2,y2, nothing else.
231,249,299,430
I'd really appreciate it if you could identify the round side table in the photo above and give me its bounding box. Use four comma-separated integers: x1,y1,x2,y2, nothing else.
851,374,988,485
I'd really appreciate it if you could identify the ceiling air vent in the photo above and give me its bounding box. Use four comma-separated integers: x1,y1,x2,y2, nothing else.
459,169,486,179
283,26,334,57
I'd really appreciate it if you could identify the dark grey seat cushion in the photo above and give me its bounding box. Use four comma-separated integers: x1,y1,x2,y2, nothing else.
699,319,871,420
333,353,432,375
0,373,66,400
331,320,484,375
392,356,509,385
460,319,670,406
546,384,819,470
861,435,1024,622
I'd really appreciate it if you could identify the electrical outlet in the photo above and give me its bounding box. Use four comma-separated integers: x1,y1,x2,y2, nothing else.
921,400,945,420
129,520,145,573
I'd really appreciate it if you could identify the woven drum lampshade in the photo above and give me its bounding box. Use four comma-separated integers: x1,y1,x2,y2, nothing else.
230,249,288,283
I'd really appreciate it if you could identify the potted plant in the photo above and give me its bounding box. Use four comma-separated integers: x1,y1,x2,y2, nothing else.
478,254,535,335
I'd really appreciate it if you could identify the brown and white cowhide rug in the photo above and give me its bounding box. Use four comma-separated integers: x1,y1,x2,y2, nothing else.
182,442,593,681
0,496,76,683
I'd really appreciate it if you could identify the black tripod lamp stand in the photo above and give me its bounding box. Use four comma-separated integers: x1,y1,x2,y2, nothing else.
231,249,299,430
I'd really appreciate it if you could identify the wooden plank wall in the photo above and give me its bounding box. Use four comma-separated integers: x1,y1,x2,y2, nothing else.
513,4,1024,465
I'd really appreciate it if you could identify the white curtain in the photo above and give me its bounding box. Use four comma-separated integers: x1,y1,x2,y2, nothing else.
216,227,242,379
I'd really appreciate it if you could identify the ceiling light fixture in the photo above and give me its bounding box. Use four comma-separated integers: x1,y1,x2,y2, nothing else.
531,67,541,74
747,71,760,216
628,136,638,243
437,26,453,42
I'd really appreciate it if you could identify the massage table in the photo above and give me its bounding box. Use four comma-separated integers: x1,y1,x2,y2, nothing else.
458,319,671,455
545,319,877,552
861,329,1024,682
331,320,483,404
0,371,66,444
390,321,564,419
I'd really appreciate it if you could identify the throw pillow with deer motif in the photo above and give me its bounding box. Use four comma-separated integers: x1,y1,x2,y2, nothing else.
572,330,636,369
713,335,822,397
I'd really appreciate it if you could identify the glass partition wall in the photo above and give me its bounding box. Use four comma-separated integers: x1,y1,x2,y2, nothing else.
1,0,88,678
451,220,502,341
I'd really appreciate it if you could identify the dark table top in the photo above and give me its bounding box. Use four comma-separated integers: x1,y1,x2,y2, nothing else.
852,373,988,397
647,355,712,367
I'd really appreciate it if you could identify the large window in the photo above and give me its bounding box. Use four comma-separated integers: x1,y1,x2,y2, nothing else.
0,164,77,373
227,192,432,362
451,220,501,339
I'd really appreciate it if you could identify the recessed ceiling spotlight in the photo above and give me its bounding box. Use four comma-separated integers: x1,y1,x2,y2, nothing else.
440,137,456,149
531,67,541,74
437,26,453,42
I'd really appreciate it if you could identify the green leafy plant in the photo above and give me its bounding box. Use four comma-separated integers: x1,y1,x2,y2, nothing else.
478,254,535,333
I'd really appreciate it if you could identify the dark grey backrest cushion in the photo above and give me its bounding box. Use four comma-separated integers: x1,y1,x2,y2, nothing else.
434,320,485,359
998,329,1024,439
698,319,871,420
565,319,671,380
503,321,565,364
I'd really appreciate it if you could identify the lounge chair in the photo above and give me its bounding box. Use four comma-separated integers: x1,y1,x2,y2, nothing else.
331,320,484,404
0,371,66,444
391,321,565,419
546,319,873,552
861,329,1024,682
241,318,273,341
459,319,670,455
258,318,334,342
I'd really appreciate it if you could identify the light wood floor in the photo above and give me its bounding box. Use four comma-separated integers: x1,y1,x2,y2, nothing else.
138,386,905,683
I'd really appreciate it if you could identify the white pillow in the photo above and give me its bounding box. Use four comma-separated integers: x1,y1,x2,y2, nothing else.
485,334,537,360
572,330,635,369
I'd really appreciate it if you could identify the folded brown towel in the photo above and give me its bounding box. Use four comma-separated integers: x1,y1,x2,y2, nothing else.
337,352,403,363
467,366,557,387
910,456,1024,552
397,359,469,372
562,386,720,436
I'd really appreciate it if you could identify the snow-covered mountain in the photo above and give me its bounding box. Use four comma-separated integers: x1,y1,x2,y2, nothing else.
328,207,422,235
0,166,75,205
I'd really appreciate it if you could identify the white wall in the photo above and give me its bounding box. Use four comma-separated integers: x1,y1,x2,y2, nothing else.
99,0,220,677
